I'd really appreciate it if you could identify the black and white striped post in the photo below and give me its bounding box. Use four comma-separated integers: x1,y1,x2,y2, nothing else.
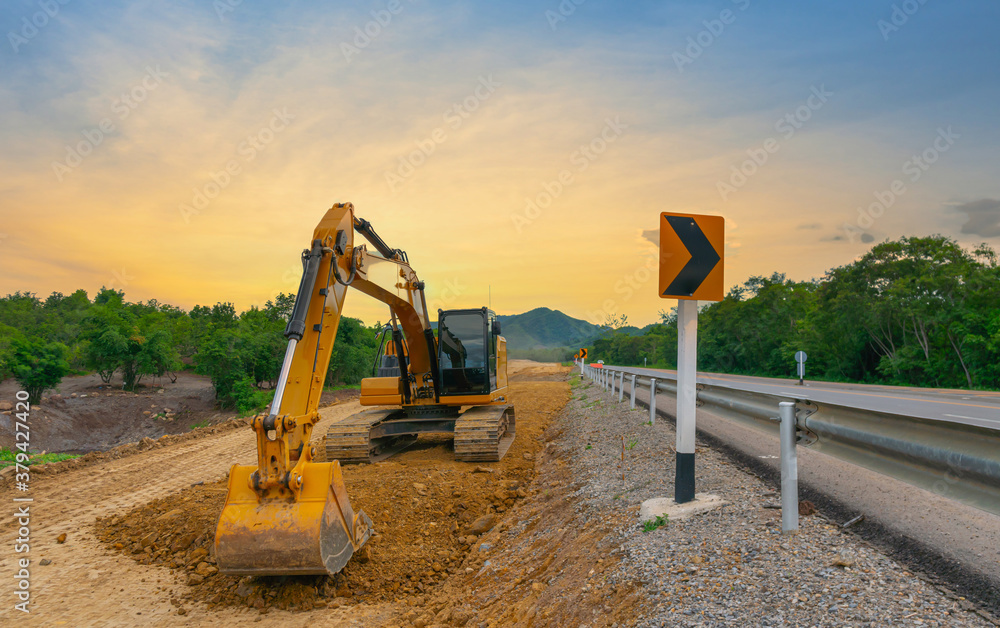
675,299,698,504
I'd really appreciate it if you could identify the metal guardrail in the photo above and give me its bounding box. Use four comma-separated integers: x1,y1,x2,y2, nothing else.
581,364,1000,517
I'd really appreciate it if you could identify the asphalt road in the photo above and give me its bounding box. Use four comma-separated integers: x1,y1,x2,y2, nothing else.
615,366,1000,432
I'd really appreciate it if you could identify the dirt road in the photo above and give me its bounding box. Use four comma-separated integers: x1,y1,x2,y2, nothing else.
0,361,603,627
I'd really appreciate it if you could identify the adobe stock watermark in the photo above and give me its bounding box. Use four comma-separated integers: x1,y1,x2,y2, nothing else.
7,0,71,53
341,0,415,63
843,126,958,243
672,0,751,72
717,84,832,201
429,278,467,313
51,65,170,182
544,0,586,31
586,248,658,326
107,268,134,292
877,0,931,42
384,75,501,192
179,108,296,223
511,116,628,233
213,0,242,21
930,450,975,503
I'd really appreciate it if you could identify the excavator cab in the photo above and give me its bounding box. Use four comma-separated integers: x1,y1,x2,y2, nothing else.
437,308,501,396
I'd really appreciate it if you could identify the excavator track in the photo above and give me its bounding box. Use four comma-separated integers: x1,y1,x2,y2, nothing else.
324,408,416,464
454,405,516,462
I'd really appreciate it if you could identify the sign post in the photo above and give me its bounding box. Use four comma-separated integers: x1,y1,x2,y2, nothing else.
675,299,698,503
794,351,807,386
660,212,725,504
579,348,588,375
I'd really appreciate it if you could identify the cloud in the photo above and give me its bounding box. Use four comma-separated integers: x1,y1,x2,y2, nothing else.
797,223,822,230
954,199,1000,238
641,229,658,247
821,230,875,243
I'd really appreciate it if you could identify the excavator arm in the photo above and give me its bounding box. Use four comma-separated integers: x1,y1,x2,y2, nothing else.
214,202,439,576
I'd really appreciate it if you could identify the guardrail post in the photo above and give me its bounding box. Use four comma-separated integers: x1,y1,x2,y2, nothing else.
629,374,637,409
618,373,625,403
648,378,657,425
779,401,799,535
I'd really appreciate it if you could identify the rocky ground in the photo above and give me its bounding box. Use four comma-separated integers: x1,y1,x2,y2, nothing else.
567,372,999,627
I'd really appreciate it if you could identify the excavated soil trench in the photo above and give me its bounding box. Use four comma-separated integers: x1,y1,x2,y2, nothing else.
95,365,570,616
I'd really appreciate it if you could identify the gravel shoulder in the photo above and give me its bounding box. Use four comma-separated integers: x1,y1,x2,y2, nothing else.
566,373,999,627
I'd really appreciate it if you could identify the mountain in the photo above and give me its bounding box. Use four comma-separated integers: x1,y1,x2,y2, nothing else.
498,307,601,350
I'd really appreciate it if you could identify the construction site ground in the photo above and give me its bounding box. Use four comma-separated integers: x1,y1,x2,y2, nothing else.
2,362,996,627
0,361,639,627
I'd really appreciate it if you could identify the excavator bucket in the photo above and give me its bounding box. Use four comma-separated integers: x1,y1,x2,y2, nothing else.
214,461,373,576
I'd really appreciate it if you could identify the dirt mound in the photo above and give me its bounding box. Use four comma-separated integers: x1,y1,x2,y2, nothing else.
95,372,571,616
0,372,359,455
0,388,360,489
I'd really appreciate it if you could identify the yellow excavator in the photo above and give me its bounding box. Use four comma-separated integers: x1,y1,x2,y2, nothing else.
215,202,515,576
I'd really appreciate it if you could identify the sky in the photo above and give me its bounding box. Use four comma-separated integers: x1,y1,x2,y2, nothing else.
1,0,998,327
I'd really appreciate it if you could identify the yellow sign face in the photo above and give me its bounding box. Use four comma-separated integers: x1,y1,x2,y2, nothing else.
659,212,725,302
579,348,588,360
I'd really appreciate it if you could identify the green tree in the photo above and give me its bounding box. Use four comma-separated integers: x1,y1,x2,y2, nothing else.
813,236,998,388
10,339,70,403
327,318,381,386
82,301,178,390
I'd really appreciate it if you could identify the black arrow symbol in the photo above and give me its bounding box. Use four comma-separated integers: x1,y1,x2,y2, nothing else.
664,216,720,297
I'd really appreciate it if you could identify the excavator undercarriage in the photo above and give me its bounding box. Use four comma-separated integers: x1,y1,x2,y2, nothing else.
324,403,516,464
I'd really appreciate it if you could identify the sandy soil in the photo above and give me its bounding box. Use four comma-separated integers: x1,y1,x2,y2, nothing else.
0,361,634,627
